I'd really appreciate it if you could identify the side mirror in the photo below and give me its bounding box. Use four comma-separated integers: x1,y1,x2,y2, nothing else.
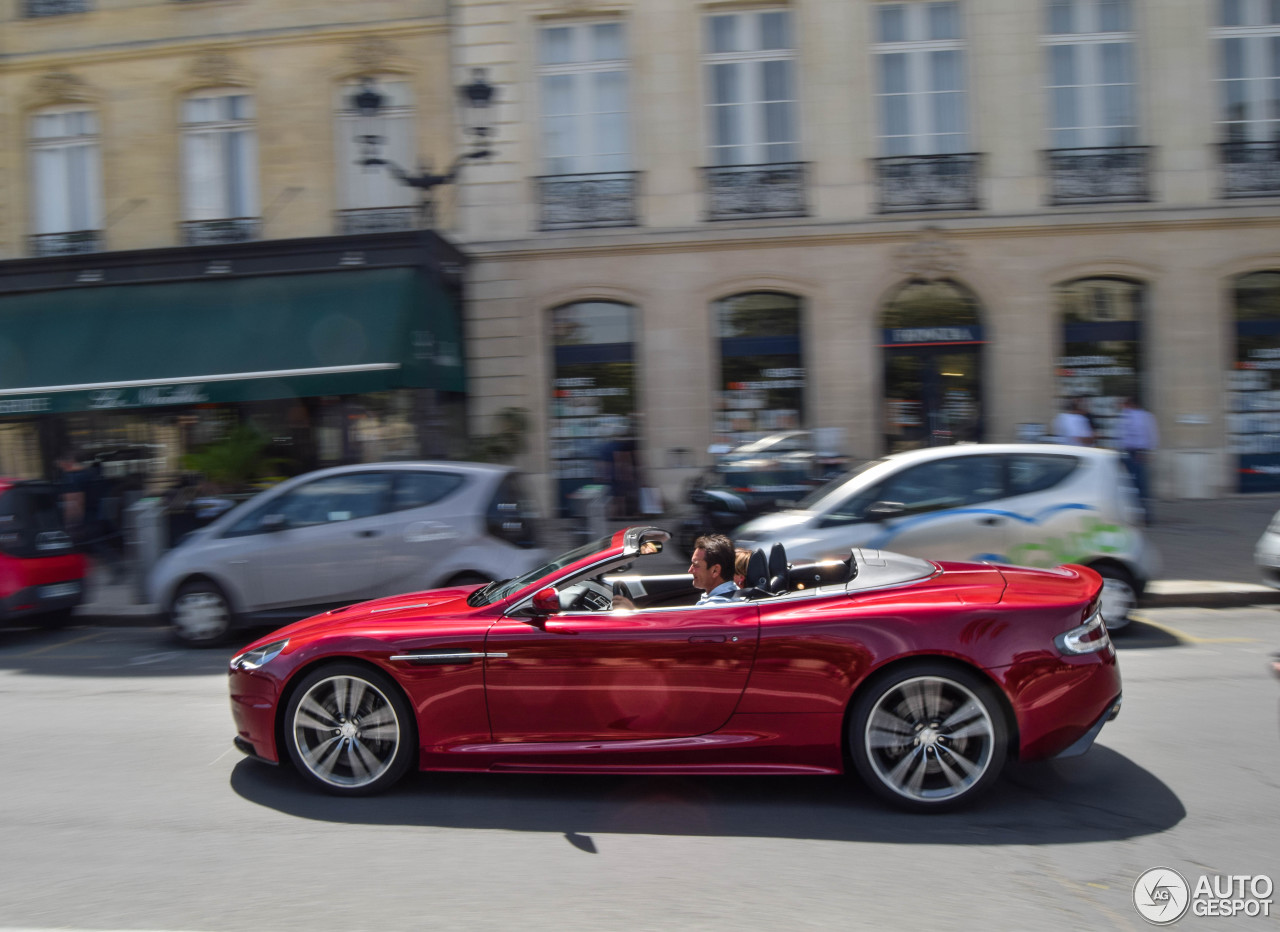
260,513,289,532
865,500,907,522
531,586,561,616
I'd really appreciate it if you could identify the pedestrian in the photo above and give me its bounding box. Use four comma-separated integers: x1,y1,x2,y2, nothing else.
1118,396,1158,523
1052,397,1094,446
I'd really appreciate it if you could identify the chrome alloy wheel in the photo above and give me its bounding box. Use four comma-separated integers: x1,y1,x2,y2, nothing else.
863,674,998,805
291,674,402,790
1097,574,1136,630
172,588,231,643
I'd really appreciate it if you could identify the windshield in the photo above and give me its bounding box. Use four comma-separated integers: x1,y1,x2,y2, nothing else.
467,535,614,607
795,458,886,509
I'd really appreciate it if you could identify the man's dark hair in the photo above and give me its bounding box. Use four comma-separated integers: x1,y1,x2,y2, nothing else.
694,533,735,584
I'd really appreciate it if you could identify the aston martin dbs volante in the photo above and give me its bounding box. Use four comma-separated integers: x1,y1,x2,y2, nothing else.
228,527,1122,811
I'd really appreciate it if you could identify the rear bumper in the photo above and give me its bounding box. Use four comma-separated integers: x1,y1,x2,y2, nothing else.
0,579,85,621
1053,693,1122,758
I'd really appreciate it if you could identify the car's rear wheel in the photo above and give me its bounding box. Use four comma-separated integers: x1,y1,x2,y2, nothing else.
170,579,234,646
1091,564,1136,631
850,662,1008,812
283,663,416,796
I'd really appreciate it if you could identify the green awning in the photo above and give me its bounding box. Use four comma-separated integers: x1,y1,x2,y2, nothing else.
0,267,464,415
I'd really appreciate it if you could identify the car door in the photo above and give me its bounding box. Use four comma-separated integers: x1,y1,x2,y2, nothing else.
364,468,470,596
227,471,394,610
483,601,759,741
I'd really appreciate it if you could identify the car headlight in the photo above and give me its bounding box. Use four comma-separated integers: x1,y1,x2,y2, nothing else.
1054,611,1111,655
230,638,289,671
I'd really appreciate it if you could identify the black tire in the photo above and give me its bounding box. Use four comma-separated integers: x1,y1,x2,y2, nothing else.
849,661,1008,812
283,662,417,796
1090,564,1136,632
169,578,235,647
38,607,77,629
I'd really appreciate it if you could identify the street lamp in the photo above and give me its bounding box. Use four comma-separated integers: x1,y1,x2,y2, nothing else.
352,69,496,222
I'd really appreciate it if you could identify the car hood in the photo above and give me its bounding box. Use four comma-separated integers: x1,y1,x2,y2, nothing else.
263,585,483,641
736,510,815,536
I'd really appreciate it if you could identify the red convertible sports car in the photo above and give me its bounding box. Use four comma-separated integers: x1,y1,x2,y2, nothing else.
228,526,1121,811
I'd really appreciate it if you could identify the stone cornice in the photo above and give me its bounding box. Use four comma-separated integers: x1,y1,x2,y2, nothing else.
460,207,1280,263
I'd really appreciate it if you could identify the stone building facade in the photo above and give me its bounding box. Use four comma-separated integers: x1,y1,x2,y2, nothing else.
448,0,1280,514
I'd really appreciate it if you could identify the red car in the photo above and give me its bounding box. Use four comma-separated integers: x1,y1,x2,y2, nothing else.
228,526,1121,811
0,479,87,626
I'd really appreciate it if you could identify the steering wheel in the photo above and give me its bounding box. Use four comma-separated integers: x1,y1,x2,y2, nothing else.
559,579,613,612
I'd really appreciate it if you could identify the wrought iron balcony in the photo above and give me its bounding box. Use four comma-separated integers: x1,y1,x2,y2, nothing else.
703,163,807,221
335,207,417,235
537,172,640,230
28,230,101,258
180,218,260,247
1046,146,1152,205
24,0,90,15
874,153,981,213
1219,141,1280,198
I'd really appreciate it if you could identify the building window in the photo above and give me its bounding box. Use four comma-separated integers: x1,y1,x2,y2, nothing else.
28,108,102,256
1214,0,1280,196
336,78,417,234
24,0,90,17
1044,0,1137,148
180,91,260,244
704,9,797,166
716,292,804,444
1055,277,1144,448
1229,271,1280,490
536,21,637,229
550,301,638,515
874,2,967,157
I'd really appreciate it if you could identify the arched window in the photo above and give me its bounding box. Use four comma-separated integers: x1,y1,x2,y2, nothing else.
1054,277,1144,446
714,291,803,443
550,301,637,513
880,279,984,450
1229,270,1280,491
181,89,259,244
29,107,102,256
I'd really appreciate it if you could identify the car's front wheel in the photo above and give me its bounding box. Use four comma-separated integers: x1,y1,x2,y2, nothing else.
283,663,417,796
169,579,235,646
849,662,1008,812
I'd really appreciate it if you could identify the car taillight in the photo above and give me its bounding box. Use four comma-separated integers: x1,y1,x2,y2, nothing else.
1055,610,1112,655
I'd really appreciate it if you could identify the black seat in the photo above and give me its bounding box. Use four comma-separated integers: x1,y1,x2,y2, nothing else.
767,542,789,593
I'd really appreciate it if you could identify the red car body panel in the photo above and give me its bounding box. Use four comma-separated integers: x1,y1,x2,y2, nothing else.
228,530,1120,778
0,478,87,620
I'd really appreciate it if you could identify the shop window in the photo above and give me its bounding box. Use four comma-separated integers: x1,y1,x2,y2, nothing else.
550,301,637,514
1054,276,1144,447
1228,270,1280,490
715,292,804,445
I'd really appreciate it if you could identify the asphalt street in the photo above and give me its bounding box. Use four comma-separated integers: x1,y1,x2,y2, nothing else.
0,606,1276,932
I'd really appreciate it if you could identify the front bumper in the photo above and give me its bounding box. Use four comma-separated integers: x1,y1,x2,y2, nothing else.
0,579,84,621
229,667,282,763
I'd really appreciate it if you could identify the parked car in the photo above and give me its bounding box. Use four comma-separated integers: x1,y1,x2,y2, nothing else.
0,479,87,626
227,525,1121,811
1254,509,1280,589
148,461,545,646
734,443,1157,630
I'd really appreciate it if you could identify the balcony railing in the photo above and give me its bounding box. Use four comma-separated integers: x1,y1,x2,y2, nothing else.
180,218,260,247
536,172,640,230
28,230,101,258
335,207,417,235
874,153,981,213
1046,146,1152,205
1219,141,1280,198
24,0,90,15
703,163,807,221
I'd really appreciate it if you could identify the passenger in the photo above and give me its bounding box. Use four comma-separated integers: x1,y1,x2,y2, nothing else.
690,533,739,605
734,548,751,588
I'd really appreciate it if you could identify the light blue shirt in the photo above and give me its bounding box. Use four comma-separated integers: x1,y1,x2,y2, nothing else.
696,581,739,605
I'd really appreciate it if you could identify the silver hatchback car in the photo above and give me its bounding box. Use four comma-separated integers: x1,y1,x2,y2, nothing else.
147,461,545,645
734,443,1158,629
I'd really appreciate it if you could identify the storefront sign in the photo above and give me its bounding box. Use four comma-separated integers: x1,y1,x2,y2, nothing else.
88,384,209,410
0,397,51,414
882,325,984,346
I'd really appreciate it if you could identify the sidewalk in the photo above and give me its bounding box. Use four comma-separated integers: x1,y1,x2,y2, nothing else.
73,494,1280,623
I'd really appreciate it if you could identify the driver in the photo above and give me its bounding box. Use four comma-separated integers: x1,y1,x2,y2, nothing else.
690,533,739,605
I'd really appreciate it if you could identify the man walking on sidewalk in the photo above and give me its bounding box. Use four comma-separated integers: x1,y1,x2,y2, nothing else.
1119,396,1158,523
